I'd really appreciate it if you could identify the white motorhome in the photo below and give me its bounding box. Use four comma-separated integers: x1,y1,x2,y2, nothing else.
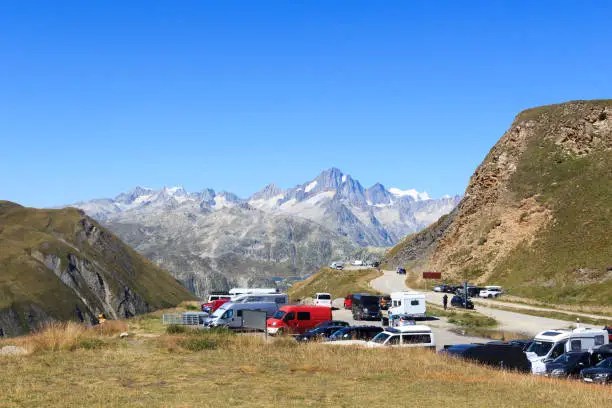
231,293,289,306
229,288,277,298
526,327,609,374
204,302,278,329
388,291,426,319
368,325,436,349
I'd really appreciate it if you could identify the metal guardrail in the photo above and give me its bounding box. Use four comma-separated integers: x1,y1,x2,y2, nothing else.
162,312,209,326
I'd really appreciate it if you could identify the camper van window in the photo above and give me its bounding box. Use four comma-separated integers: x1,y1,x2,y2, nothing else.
222,310,233,319
284,312,295,321
393,300,401,307
570,340,582,352
297,312,310,320
237,310,243,317
550,341,566,359
410,300,420,306
527,341,553,357
594,335,605,346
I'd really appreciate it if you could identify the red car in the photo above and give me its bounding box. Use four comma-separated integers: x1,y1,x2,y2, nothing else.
344,294,353,309
201,298,230,313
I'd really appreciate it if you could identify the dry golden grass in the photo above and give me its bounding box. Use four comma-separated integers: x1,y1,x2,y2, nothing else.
0,314,610,407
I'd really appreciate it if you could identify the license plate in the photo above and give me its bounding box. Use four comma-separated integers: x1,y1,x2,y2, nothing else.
583,378,593,382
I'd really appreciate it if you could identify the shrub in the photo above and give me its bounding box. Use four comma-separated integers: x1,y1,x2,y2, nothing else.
179,338,217,351
166,324,187,334
79,339,106,350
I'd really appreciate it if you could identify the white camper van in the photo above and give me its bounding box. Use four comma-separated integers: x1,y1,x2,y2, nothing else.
368,325,436,349
231,293,289,306
388,292,426,319
205,302,278,329
526,327,609,374
229,288,277,298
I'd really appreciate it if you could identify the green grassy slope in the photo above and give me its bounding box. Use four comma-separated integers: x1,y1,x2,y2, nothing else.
490,117,612,304
0,201,196,334
288,268,382,301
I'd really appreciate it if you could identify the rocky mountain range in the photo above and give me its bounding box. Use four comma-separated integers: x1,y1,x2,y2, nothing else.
383,100,612,305
0,201,195,336
72,169,459,297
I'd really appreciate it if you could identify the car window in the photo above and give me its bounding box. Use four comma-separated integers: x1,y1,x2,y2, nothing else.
527,341,553,357
570,340,582,352
594,335,605,346
387,335,400,345
403,334,431,344
550,341,566,359
297,312,310,320
222,309,233,319
284,312,295,321
410,300,419,306
237,310,243,317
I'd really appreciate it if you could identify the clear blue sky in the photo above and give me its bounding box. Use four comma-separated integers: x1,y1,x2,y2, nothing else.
2,1,611,207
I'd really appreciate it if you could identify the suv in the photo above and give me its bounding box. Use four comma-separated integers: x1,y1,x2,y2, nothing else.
451,295,474,309
479,287,503,298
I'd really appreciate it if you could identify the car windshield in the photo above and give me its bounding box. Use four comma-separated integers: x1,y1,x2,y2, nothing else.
596,358,612,368
272,311,286,319
553,354,580,364
527,341,554,357
362,296,380,306
330,328,348,338
371,332,391,344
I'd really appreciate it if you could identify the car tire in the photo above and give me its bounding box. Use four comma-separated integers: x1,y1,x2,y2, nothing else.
488,294,492,298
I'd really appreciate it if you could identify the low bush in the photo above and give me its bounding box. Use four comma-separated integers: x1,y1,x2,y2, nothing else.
179,338,217,351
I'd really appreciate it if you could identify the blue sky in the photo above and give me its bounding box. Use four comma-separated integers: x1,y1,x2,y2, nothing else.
1,1,611,207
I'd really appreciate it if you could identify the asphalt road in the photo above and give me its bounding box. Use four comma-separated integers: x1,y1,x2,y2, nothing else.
369,270,601,337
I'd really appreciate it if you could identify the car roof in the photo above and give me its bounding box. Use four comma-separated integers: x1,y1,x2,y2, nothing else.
385,325,432,333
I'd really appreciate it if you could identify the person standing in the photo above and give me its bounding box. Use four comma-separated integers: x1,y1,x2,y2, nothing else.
442,294,448,310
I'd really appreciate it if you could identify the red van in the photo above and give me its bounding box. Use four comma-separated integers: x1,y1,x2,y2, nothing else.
344,294,353,309
266,305,332,335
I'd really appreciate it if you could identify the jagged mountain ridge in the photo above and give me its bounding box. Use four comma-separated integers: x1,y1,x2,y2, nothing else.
72,169,459,297
0,201,195,336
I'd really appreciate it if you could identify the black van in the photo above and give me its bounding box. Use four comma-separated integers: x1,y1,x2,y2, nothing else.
351,294,382,320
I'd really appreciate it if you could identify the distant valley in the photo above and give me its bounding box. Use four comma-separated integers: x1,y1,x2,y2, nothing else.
72,168,459,297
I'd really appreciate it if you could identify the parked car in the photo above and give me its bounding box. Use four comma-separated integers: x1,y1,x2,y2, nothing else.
352,260,364,266
330,262,344,270
396,268,406,275
328,326,384,341
479,286,503,298
351,293,382,320
507,339,534,351
371,261,380,268
295,325,347,342
379,295,391,310
580,357,612,384
343,294,353,309
266,305,333,335
440,343,531,372
545,352,593,378
433,284,452,293
456,286,484,297
314,292,332,307
314,320,350,329
369,325,435,349
450,295,474,309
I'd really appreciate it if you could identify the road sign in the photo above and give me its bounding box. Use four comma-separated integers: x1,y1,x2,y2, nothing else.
422,272,441,279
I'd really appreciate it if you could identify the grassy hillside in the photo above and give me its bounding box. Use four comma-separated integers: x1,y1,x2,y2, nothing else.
288,268,382,300
0,201,195,335
382,100,612,306
0,311,609,407
491,135,612,304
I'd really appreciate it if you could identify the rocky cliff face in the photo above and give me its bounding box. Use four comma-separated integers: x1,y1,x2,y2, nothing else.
383,100,612,305
0,202,195,336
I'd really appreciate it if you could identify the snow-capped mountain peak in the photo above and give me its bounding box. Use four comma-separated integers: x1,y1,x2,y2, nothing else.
388,187,431,201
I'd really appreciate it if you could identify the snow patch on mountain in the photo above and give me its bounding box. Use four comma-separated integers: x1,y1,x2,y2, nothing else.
305,180,318,193
388,188,431,201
